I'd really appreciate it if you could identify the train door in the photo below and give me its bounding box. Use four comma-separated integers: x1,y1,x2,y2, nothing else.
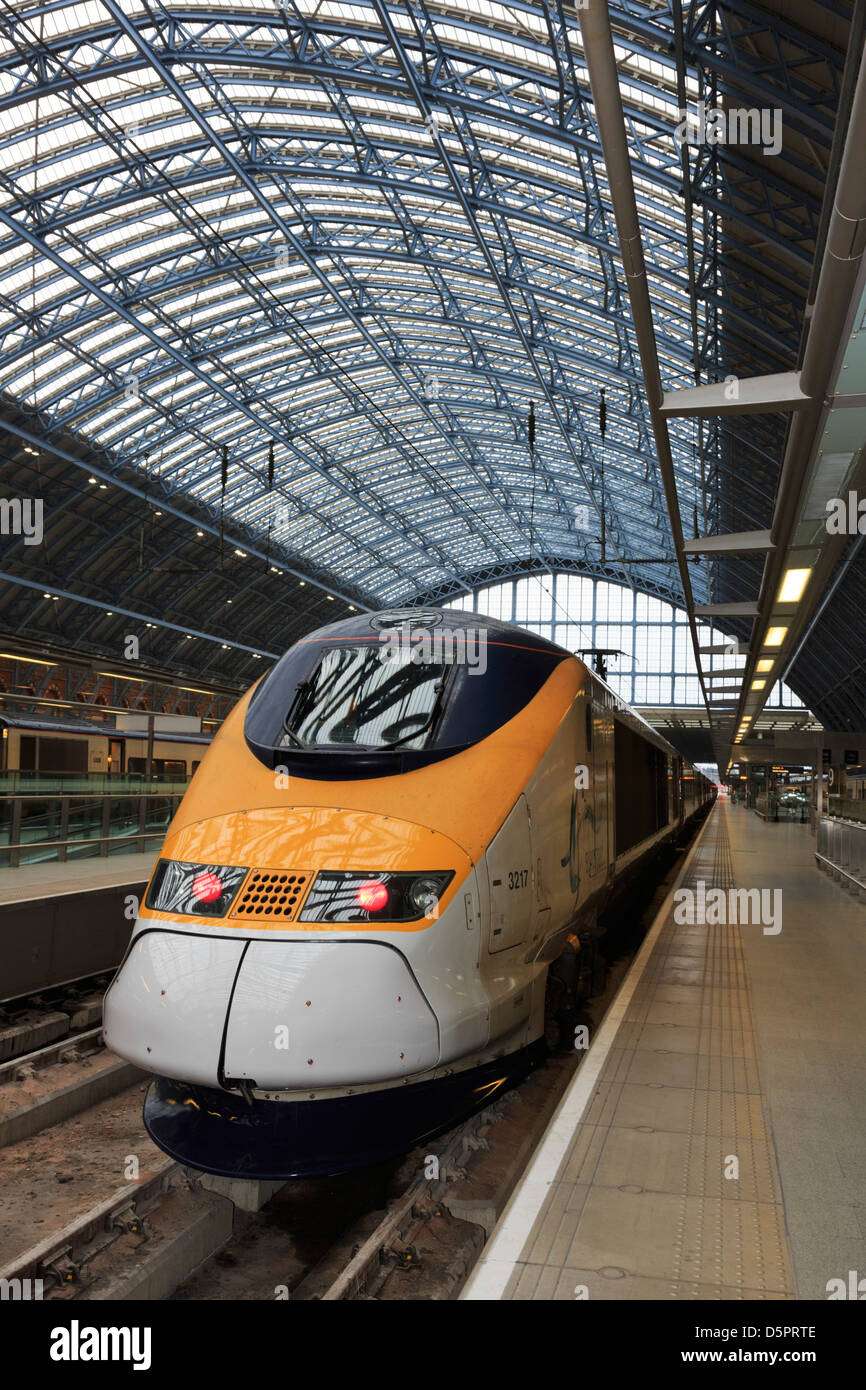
486,795,533,953
109,739,124,776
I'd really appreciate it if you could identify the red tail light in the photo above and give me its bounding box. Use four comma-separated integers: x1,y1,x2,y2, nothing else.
356,880,389,911
192,871,224,904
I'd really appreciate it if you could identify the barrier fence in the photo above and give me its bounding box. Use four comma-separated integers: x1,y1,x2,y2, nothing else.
815,815,866,892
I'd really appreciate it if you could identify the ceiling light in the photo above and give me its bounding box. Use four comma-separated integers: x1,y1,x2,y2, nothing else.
777,568,811,604
751,680,765,691
234,549,246,558
764,627,788,647
88,476,97,484
756,659,773,673
0,653,55,665
196,530,204,537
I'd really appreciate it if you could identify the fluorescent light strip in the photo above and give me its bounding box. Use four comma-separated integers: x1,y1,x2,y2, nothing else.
0,653,57,666
777,568,811,604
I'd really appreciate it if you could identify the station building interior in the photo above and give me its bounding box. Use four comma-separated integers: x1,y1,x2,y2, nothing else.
0,0,863,1323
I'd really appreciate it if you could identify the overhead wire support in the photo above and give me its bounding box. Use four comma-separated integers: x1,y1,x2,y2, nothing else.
528,399,537,571
219,444,228,571
599,387,606,565
266,439,275,569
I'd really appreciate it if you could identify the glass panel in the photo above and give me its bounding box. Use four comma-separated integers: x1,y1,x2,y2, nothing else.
284,644,449,749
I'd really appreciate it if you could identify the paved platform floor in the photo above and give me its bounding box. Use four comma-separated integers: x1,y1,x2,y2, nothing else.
0,851,156,904
462,801,865,1301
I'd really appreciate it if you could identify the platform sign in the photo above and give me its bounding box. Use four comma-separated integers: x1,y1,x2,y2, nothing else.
116,713,202,734
844,748,859,765
822,748,831,767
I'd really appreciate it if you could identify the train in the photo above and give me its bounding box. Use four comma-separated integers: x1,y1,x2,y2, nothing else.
104,608,716,1178
0,713,210,780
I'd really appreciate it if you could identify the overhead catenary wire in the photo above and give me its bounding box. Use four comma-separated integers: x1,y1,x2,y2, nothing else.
599,388,606,565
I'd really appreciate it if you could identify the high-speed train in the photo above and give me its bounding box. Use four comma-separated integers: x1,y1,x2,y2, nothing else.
104,608,715,1178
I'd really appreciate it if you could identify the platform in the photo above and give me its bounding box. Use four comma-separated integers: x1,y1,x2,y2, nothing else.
0,850,156,906
463,801,866,1301
0,852,155,1001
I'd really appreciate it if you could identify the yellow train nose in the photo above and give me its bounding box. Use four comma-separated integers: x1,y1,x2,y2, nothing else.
141,805,472,932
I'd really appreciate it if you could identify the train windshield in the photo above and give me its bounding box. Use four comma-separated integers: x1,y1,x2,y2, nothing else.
281,645,451,751
244,616,568,778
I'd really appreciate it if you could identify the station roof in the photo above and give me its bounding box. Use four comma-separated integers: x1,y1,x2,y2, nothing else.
0,1,860,730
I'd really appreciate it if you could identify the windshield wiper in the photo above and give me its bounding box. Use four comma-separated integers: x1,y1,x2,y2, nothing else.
282,680,311,749
381,676,450,750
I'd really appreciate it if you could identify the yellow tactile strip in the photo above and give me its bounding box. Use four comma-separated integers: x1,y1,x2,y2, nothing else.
504,805,796,1300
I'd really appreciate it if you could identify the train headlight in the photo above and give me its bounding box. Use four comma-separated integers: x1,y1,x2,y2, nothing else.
406,876,445,916
299,871,453,923
145,859,248,918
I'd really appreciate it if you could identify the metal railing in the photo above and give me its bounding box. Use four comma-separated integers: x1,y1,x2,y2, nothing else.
0,771,190,795
755,793,808,822
815,816,866,892
0,793,182,867
825,795,866,825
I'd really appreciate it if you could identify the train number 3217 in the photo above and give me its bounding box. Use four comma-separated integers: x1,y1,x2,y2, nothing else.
507,868,529,890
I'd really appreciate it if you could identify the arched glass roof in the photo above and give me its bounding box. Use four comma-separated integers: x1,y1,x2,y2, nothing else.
0,0,850,713
446,572,806,709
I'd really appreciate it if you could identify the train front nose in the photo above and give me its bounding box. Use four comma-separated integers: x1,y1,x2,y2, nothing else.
103,804,470,1092
104,931,440,1089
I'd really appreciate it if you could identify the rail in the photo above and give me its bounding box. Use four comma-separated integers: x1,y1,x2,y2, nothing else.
755,793,808,822
825,795,866,825
0,1159,181,1292
0,772,190,794
815,815,866,891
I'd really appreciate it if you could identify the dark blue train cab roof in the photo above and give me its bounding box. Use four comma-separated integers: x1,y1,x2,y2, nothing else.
243,607,571,779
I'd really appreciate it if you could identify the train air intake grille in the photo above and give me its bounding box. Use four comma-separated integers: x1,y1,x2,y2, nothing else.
231,870,310,919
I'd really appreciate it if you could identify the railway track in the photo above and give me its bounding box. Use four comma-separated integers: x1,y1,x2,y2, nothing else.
0,973,111,1065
